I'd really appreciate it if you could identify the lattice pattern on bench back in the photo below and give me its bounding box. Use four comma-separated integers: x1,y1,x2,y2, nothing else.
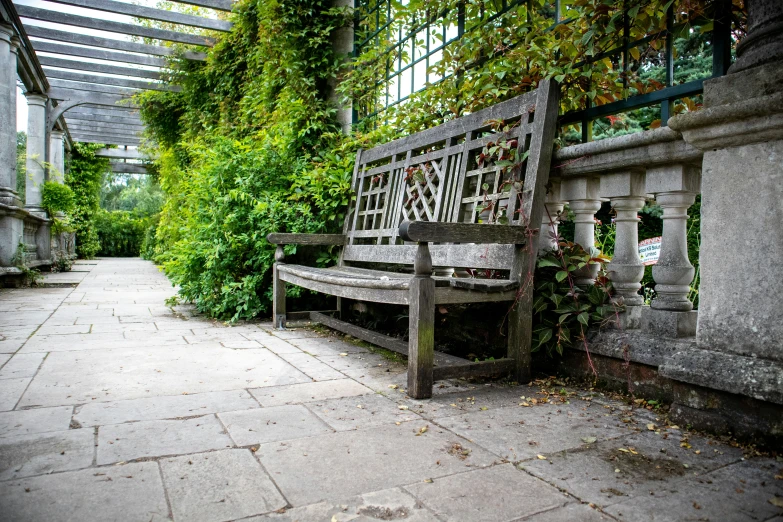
342,84,555,271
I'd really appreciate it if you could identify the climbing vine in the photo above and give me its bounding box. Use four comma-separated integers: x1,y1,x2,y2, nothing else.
65,142,108,259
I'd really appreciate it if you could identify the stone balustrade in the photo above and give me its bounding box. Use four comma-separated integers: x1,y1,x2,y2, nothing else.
545,127,703,336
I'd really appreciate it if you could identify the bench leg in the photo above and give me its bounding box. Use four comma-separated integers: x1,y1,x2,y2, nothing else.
272,263,286,329
407,276,435,399
508,290,533,384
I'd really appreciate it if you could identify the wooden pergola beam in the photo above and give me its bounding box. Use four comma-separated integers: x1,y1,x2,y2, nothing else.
43,0,232,32
110,162,149,174
70,135,141,146
17,5,214,47
39,56,163,80
49,78,139,97
94,148,148,159
32,41,168,68
172,0,233,12
26,26,207,60
45,69,177,92
64,113,143,126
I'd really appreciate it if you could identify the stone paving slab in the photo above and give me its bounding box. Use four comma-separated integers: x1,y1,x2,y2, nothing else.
0,406,73,438
74,389,260,427
435,401,629,461
252,486,440,522
604,458,783,521
249,379,373,407
219,404,333,446
404,463,570,521
308,393,424,432
255,420,500,506
97,415,234,464
276,352,348,382
0,353,46,379
522,430,745,508
0,428,95,480
160,449,286,521
19,345,312,408
0,462,171,522
0,377,31,411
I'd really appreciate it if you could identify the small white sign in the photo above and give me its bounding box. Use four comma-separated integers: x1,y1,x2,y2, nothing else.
639,237,662,266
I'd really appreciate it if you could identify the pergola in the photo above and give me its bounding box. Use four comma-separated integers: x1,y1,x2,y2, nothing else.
0,0,231,182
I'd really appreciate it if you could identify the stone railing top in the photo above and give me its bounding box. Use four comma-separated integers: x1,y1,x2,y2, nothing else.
0,202,50,224
551,127,702,177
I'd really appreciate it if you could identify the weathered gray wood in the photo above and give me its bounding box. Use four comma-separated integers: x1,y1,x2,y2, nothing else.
67,125,142,137
174,0,233,12
94,148,148,159
407,243,435,399
67,106,139,118
69,135,141,146
309,311,466,368
110,163,148,174
25,26,207,61
66,118,145,130
432,358,516,381
266,233,345,246
39,56,164,80
273,247,286,329
47,88,135,106
279,269,410,305
46,70,177,92
343,244,515,270
399,221,529,244
44,0,232,31
51,79,140,97
32,41,168,67
66,114,144,127
16,5,214,46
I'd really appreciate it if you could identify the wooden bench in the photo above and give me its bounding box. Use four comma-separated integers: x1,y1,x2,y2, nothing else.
268,80,559,399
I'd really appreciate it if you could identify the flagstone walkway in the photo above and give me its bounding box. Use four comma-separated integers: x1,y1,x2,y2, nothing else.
0,258,780,522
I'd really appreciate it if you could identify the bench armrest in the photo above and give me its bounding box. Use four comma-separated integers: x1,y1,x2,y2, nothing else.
398,221,528,245
267,233,346,246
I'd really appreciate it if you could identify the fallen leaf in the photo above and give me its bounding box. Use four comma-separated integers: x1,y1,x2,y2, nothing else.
536,455,547,460
416,426,429,436
647,423,656,431
618,448,630,453
398,405,409,410
388,384,398,389
769,497,783,508
519,402,530,407
339,353,348,356
582,437,597,444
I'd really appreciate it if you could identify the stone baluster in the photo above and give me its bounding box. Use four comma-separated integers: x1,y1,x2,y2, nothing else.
24,93,48,216
48,130,65,183
560,177,601,285
538,178,566,254
601,170,646,329
641,164,701,337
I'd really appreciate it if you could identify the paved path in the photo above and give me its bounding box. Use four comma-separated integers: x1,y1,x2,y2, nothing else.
0,258,780,522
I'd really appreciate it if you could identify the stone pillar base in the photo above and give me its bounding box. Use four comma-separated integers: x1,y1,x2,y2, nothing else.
0,212,24,266
641,307,697,338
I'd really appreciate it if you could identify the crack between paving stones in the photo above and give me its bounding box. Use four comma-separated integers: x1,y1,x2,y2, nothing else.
156,460,175,521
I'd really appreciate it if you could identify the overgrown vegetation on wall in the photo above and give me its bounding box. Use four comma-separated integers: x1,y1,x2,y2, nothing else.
65,143,109,258
139,0,731,322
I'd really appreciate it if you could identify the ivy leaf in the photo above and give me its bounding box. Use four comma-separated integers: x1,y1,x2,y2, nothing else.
555,270,569,282
577,312,590,326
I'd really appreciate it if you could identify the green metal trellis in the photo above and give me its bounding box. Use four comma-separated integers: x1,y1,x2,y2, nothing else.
352,0,735,142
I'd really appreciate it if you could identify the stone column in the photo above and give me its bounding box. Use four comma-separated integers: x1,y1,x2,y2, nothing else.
330,0,354,134
48,130,65,183
560,177,601,285
601,170,646,328
538,178,565,253
662,0,783,436
24,93,48,216
0,25,20,206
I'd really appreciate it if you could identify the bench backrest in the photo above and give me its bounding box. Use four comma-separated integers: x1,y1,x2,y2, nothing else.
342,80,559,272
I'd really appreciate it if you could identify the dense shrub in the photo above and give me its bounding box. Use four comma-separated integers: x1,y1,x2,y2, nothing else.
94,210,155,257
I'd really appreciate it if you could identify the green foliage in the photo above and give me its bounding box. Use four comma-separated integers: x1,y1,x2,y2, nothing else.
101,173,164,215
533,243,619,357
94,210,155,257
12,242,41,286
42,181,76,215
65,142,109,258
16,132,26,199
138,0,365,320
